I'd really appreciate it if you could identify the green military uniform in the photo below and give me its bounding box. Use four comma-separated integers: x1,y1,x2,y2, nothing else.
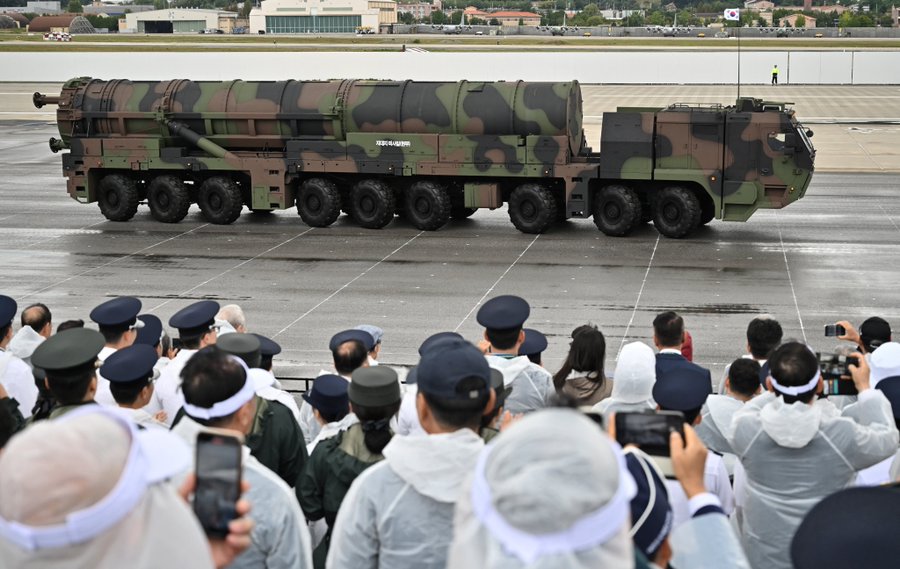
31,328,105,422
0,396,25,435
246,395,308,488
297,424,384,569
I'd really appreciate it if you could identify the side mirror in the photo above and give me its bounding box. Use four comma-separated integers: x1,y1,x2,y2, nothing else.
805,128,814,138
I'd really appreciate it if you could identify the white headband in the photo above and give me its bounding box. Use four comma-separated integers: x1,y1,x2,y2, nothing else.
770,368,821,397
182,356,256,420
471,441,636,564
0,407,188,550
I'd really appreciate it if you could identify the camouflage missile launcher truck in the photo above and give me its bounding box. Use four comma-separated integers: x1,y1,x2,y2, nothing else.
34,78,815,239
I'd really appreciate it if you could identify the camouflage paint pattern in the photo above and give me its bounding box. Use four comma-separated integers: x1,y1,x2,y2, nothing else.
36,79,814,231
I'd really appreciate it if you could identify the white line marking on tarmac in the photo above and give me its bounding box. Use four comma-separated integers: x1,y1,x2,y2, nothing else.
147,227,316,313
18,223,210,300
272,231,424,338
616,233,660,359
453,234,541,332
18,219,108,249
776,212,807,343
879,204,900,232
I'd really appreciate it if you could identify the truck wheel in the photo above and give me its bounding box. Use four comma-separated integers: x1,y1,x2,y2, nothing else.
351,179,395,229
451,206,477,219
147,175,191,223
653,186,700,238
508,183,557,234
198,176,243,225
593,184,642,237
297,178,341,227
97,174,139,222
405,181,451,230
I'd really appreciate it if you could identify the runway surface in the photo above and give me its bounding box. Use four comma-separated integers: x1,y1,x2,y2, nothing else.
1,121,898,387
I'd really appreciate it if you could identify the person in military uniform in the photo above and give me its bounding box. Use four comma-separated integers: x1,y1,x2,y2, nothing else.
355,324,384,366
303,374,353,454
217,333,309,489
151,300,220,425
100,344,166,428
250,333,301,424
299,366,402,569
90,296,144,407
518,328,548,367
30,328,105,420
0,295,38,419
477,295,554,414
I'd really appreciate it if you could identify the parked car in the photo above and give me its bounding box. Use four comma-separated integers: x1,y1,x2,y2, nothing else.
43,32,71,41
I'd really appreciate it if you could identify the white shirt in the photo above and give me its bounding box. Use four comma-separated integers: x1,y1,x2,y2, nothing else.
94,346,118,407
0,348,38,418
152,348,198,426
664,452,734,527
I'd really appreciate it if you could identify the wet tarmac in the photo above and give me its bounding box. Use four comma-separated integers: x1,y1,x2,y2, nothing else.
1,121,898,387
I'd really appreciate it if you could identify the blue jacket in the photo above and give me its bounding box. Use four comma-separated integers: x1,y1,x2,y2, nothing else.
656,352,712,387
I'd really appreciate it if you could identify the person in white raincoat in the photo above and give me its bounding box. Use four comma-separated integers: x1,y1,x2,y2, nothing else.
326,338,495,569
0,295,38,418
593,341,657,416
723,342,899,569
477,296,554,414
0,407,220,569
172,348,313,569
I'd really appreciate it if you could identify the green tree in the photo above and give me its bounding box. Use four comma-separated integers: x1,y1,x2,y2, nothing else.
430,11,448,25
398,11,416,24
240,0,252,17
67,0,83,13
489,18,500,25
153,0,166,9
794,14,805,27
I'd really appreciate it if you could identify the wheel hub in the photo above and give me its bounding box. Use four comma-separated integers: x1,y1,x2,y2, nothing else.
307,195,322,211
107,191,119,206
360,195,375,214
663,202,680,222
521,200,536,220
415,197,431,215
158,192,170,208
604,202,621,220
209,193,222,210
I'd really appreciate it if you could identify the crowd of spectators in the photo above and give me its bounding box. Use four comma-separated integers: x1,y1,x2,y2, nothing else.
0,292,898,569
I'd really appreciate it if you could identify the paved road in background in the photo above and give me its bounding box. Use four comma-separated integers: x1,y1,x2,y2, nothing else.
2,121,898,387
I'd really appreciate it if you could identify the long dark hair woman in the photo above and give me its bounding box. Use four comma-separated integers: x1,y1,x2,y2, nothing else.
297,366,402,569
552,324,613,406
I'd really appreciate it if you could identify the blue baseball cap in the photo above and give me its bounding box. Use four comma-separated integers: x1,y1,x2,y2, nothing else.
329,329,375,352
418,331,464,356
134,314,163,348
89,297,144,332
0,295,16,329
302,374,349,417
253,333,282,357
652,371,712,412
476,295,530,330
100,344,159,384
417,338,491,401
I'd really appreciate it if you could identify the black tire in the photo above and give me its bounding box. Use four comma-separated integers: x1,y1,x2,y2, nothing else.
451,206,477,219
508,183,557,234
592,184,642,237
198,176,243,225
147,175,191,223
405,181,451,231
97,174,139,222
350,179,395,229
653,186,701,238
297,178,341,227
699,199,716,226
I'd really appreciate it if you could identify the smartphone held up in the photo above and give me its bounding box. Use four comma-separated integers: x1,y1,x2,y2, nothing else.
194,431,243,538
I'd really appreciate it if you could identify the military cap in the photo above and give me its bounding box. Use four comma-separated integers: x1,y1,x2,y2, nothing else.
31,328,104,379
100,344,159,384
476,295,530,330
355,324,384,346
626,451,674,561
89,297,144,331
791,485,900,569
0,295,15,329
134,314,163,348
417,338,491,401
488,367,512,408
329,329,375,352
169,300,220,339
302,374,349,417
652,370,712,412
518,328,548,357
217,333,262,369
252,333,282,357
418,331,464,356
349,367,401,407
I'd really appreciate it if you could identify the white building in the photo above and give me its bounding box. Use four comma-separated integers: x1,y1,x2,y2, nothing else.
250,0,393,34
124,8,237,33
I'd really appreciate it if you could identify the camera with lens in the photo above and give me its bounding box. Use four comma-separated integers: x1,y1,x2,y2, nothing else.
816,349,859,396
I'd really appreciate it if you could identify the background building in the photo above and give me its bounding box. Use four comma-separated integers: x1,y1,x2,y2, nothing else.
398,1,438,20
250,0,394,34
489,11,540,27
124,8,237,33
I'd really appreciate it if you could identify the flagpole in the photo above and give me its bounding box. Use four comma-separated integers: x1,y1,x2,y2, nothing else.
737,24,741,100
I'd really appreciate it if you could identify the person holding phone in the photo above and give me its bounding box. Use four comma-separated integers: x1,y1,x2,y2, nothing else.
172,347,313,569
720,342,898,569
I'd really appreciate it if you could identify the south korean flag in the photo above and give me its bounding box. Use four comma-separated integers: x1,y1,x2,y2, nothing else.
724,8,741,21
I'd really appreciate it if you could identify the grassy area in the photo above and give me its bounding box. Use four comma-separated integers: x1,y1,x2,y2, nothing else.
2,30,899,51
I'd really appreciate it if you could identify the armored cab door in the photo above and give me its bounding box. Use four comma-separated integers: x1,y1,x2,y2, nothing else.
722,111,758,210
